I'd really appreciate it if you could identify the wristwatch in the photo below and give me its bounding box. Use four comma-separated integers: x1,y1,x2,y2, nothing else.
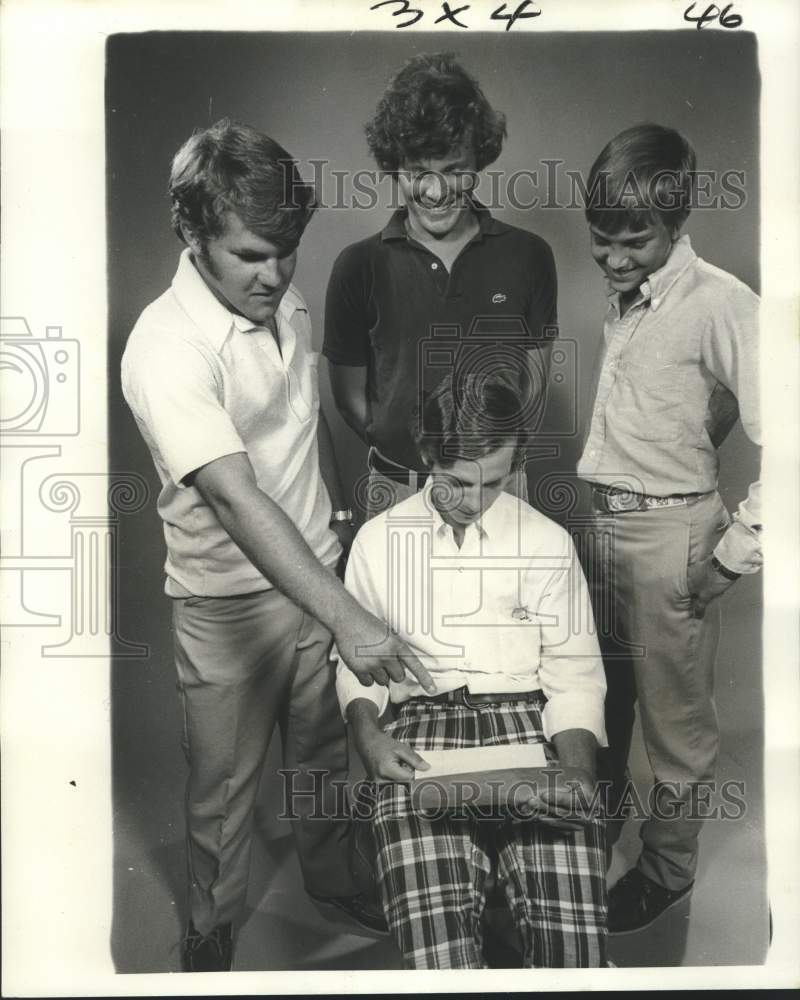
330,508,354,524
710,554,741,581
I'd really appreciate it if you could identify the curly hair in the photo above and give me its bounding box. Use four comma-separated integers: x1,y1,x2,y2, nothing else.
584,123,697,235
365,53,507,173
168,118,316,253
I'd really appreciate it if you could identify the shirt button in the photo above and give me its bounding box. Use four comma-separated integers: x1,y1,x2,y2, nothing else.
431,262,438,270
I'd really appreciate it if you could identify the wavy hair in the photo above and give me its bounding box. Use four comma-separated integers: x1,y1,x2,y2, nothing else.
365,53,507,173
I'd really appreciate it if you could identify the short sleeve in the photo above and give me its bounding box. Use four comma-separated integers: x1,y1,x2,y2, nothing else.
323,245,371,366
121,334,245,486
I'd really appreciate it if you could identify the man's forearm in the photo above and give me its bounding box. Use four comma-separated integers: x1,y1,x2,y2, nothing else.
346,697,382,735
338,405,369,443
551,728,598,778
328,363,370,443
192,453,437,695
516,344,552,444
346,697,384,766
198,463,358,632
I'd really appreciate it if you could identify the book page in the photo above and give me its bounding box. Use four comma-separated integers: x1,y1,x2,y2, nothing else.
416,743,549,779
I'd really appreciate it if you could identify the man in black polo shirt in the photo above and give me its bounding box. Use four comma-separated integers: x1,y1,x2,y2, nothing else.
324,52,557,517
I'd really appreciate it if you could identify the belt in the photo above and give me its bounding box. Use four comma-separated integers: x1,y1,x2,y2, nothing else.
411,685,544,707
368,447,429,489
591,484,707,514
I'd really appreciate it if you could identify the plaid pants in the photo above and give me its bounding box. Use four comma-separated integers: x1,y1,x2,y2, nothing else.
370,696,607,969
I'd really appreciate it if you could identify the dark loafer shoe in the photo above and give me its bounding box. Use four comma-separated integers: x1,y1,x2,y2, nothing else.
307,891,389,935
608,868,694,934
181,920,233,972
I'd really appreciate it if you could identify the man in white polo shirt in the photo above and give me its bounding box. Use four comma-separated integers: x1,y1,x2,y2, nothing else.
121,119,433,972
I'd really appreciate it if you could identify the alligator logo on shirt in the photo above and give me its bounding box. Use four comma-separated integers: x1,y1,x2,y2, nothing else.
492,293,507,305
511,605,533,622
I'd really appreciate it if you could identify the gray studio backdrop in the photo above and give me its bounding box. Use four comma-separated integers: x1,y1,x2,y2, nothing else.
106,30,762,969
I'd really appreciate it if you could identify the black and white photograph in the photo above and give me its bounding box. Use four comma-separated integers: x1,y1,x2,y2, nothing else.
1,0,798,994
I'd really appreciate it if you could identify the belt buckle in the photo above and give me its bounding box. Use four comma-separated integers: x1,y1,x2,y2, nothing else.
605,490,643,513
644,494,687,509
461,688,488,709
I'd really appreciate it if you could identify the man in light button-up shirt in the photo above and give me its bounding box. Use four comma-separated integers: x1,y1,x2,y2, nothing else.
336,374,608,968
577,124,761,935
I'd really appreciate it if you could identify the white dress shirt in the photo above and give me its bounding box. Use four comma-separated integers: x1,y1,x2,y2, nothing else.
335,485,607,745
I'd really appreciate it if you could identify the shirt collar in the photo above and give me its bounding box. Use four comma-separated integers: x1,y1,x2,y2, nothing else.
230,284,306,334
642,234,696,309
380,197,509,243
605,234,697,315
171,248,305,350
422,478,509,542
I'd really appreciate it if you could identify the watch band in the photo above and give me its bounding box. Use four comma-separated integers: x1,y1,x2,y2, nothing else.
330,509,353,524
711,554,741,581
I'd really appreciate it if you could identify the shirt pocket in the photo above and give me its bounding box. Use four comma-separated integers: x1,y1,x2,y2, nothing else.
611,357,686,443
287,350,320,422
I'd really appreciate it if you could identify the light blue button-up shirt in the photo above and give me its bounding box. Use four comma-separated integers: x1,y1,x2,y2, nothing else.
577,236,761,573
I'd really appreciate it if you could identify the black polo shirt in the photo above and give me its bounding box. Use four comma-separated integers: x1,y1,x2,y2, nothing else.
323,202,558,470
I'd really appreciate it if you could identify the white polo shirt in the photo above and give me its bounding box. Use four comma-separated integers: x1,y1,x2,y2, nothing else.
121,248,340,596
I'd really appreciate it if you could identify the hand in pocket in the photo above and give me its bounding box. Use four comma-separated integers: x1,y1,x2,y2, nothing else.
687,556,736,619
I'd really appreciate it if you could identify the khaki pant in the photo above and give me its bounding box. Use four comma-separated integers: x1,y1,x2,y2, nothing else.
585,491,732,890
172,589,356,934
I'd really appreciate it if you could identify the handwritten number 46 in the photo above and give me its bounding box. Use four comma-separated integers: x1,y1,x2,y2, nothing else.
684,3,743,29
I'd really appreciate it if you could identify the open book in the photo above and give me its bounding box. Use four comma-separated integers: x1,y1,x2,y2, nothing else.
409,743,559,810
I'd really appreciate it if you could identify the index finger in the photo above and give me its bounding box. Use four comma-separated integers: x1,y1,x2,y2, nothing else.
399,652,436,695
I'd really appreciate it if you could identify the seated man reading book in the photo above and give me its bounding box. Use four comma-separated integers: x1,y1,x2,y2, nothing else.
335,374,609,969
